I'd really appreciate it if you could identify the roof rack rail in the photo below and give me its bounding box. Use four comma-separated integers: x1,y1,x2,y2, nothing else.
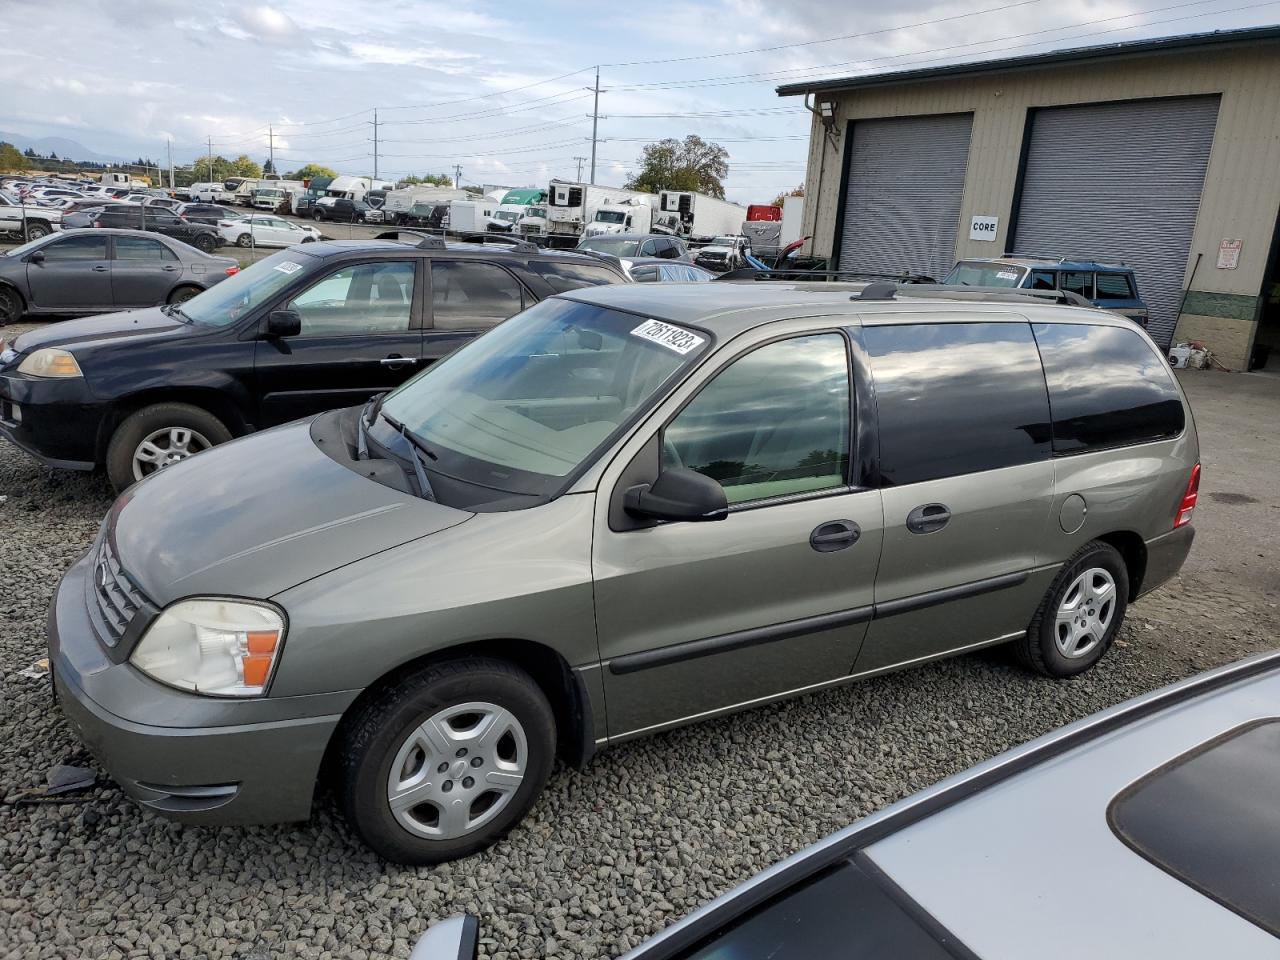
373,229,446,250
856,283,1093,307
456,232,538,253
713,268,935,283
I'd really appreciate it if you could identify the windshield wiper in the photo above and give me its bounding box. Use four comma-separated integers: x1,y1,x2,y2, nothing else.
382,413,438,501
162,303,193,322
356,392,386,461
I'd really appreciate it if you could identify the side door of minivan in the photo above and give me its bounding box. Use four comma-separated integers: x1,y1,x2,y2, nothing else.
421,259,532,364
593,326,884,737
253,257,424,425
853,317,1057,673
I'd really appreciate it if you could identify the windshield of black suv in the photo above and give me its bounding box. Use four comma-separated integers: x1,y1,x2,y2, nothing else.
577,237,641,257
376,297,709,499
180,249,319,326
944,261,1028,287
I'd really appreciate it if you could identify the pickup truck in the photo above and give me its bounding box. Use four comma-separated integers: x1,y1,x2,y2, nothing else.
0,194,61,240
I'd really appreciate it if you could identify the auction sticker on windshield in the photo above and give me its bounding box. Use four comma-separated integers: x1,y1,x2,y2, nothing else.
631,319,705,355
273,261,304,275
996,270,1019,281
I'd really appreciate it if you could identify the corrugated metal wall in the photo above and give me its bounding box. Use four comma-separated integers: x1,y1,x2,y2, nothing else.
837,114,973,281
1013,96,1220,346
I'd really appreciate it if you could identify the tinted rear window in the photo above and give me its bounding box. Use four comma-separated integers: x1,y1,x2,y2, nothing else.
1033,323,1184,453
1109,720,1280,937
527,259,621,292
865,322,1051,485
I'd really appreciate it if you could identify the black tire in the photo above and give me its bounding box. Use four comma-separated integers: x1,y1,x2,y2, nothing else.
105,402,232,492
1015,540,1129,677
0,284,23,325
312,210,324,222
167,285,201,305
301,236,316,243
193,234,217,253
24,222,51,241
236,232,254,248
339,657,556,865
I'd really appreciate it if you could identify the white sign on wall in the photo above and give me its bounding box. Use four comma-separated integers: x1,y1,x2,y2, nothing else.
969,215,999,241
1217,238,1242,270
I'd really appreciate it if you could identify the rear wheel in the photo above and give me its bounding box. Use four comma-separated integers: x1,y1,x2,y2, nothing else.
235,232,254,248
0,285,23,325
312,210,324,222
339,657,555,865
1015,540,1129,677
167,285,201,305
105,402,232,492
193,234,217,253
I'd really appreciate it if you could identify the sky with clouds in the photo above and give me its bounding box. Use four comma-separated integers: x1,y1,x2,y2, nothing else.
1,0,1276,202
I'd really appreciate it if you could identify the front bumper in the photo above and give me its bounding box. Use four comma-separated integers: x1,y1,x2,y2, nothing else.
0,372,102,470
48,548,348,825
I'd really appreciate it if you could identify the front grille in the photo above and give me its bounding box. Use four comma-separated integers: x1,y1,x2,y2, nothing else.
91,538,145,645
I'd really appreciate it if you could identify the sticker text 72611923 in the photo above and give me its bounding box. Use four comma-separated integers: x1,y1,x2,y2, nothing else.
630,319,706,355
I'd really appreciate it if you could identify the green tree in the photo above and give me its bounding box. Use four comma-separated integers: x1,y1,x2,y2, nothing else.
399,172,453,187
284,163,338,181
230,155,263,178
0,142,29,171
190,155,235,182
623,135,729,198
771,184,804,208
263,157,276,175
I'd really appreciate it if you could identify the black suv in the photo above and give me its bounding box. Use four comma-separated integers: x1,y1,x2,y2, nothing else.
0,234,628,490
312,198,373,223
88,206,223,253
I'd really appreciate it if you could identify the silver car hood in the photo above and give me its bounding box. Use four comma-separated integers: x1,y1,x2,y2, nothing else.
111,419,471,605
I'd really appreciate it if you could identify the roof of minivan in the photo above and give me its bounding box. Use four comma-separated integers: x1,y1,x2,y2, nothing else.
559,282,1128,338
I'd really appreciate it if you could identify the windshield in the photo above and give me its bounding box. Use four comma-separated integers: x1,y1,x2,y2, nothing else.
376,298,708,498
594,210,627,224
0,233,60,258
180,249,318,326
526,206,546,220
578,237,640,257
944,261,1027,287
494,210,521,223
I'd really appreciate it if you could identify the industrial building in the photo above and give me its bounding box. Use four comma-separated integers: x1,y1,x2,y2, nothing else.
779,26,1280,370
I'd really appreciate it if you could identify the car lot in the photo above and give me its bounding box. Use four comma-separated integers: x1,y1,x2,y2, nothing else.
0,303,1275,959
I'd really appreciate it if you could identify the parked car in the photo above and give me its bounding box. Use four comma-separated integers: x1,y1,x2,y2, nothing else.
411,650,1279,960
174,202,243,226
623,259,715,282
87,206,222,253
0,236,628,488
34,282,1197,864
693,235,749,272
141,196,182,212
945,257,1150,327
396,202,449,230
577,233,690,261
218,215,323,248
0,229,239,325
312,197,376,223
0,193,62,240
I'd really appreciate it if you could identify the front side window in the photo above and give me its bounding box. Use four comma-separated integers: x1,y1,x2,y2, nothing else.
114,236,175,261
41,235,108,260
1033,323,1184,452
1029,269,1056,290
288,261,415,335
378,298,706,496
865,322,1051,485
664,334,850,505
430,260,525,330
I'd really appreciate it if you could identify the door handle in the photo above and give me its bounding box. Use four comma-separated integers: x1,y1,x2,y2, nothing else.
906,503,951,534
91,265,109,272
162,265,179,272
810,519,860,553
380,355,418,367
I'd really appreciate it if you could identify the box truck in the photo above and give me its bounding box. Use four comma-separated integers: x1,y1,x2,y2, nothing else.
384,186,470,224
542,181,659,247
655,190,747,241
742,203,785,259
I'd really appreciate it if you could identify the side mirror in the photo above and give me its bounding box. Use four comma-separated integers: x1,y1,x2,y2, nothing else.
409,915,478,960
28,250,45,264
265,309,302,338
624,467,728,523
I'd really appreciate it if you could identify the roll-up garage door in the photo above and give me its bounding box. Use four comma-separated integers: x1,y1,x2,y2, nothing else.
1012,96,1220,347
837,113,973,282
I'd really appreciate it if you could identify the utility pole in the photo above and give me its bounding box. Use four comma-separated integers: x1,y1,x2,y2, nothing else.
589,65,600,185
166,139,174,190
573,156,586,181
454,163,462,189
207,135,214,184
268,125,275,174
371,109,379,182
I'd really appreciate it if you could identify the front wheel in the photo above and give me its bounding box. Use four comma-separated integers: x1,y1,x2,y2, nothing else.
24,222,51,241
0,285,23,325
312,210,324,222
1015,540,1129,677
105,402,232,492
339,658,556,865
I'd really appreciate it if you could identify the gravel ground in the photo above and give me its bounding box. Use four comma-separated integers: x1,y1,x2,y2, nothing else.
0,326,1276,959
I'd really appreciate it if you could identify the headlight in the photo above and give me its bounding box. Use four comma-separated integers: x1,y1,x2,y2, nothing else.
18,348,82,378
130,598,286,697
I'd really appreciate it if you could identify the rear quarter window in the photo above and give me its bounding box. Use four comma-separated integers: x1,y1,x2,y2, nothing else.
864,322,1051,485
527,259,622,292
1033,323,1184,453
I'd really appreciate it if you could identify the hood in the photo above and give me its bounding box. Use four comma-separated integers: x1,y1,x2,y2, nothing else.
111,419,471,604
13,306,189,354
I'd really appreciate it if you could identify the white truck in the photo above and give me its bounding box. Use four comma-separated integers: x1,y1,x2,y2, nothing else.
542,181,661,248
0,193,61,239
446,197,499,234
100,171,149,189
384,186,470,224
656,190,747,242
581,196,663,239
324,176,395,203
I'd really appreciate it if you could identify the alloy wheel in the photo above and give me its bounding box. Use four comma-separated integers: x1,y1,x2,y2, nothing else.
386,702,528,840
131,426,213,481
1054,567,1117,658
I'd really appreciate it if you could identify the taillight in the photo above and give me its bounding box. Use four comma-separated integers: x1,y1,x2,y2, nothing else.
1175,462,1200,528
225,266,239,276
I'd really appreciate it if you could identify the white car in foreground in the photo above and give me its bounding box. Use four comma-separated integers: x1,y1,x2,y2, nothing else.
217,215,323,248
